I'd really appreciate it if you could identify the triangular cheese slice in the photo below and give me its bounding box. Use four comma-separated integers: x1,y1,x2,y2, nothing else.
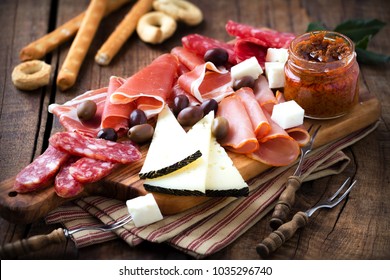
143,111,214,195
205,136,248,197
139,105,201,179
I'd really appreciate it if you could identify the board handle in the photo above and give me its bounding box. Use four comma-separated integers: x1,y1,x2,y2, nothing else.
0,228,67,259
257,211,308,258
269,176,302,229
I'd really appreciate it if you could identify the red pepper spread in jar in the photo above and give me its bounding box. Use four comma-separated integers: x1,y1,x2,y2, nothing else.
284,31,359,119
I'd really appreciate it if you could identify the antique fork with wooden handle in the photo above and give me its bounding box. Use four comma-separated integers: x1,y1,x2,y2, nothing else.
269,125,321,230
257,177,357,258
0,214,133,259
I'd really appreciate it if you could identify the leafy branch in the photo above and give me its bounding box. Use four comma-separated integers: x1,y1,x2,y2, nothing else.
306,19,390,65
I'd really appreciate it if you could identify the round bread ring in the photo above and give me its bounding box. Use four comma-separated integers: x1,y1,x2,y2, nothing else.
136,11,177,44
153,0,203,26
12,60,51,91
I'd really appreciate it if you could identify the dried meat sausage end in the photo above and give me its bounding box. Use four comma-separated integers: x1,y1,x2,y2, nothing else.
69,157,117,183
14,145,70,193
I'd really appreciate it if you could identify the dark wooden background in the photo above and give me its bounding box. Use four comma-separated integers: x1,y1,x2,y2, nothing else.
0,0,389,259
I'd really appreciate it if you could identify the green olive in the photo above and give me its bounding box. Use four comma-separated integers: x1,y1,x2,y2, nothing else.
77,100,97,121
127,123,154,144
212,116,229,140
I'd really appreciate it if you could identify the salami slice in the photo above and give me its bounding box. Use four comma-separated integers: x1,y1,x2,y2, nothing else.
49,132,142,164
14,145,70,193
69,157,117,183
54,157,84,198
181,34,237,65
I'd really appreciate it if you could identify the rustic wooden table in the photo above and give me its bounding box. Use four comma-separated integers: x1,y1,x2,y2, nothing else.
0,0,389,260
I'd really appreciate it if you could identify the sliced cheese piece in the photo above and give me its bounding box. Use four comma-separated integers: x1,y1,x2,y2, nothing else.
205,135,248,197
230,56,263,80
271,100,304,129
265,62,285,88
139,105,201,179
126,193,163,227
265,48,289,63
143,111,214,195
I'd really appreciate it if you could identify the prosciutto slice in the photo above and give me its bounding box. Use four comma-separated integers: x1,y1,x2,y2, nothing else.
110,54,179,118
217,94,259,154
49,87,108,137
101,76,134,136
171,46,205,71
248,111,300,166
177,62,234,103
236,87,270,139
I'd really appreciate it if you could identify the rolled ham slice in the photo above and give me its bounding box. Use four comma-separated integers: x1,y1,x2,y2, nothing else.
248,111,300,166
49,87,108,137
110,54,179,118
217,94,259,154
235,87,270,139
101,76,134,136
177,62,234,103
253,75,277,114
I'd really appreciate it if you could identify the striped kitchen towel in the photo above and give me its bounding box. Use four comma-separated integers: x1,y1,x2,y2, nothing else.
45,122,378,258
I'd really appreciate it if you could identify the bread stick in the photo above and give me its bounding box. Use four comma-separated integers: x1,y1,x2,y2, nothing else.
95,0,154,65
19,0,132,62
57,0,108,91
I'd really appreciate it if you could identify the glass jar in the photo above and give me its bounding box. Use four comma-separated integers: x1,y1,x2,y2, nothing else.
284,31,359,119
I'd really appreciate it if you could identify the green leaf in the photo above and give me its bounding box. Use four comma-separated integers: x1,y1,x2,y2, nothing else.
355,35,372,50
306,22,327,32
356,48,390,64
334,19,386,42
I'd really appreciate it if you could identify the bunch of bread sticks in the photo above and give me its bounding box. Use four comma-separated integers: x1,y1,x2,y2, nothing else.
13,0,203,91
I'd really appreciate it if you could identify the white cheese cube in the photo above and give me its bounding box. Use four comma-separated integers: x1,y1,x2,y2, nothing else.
271,100,305,129
266,48,289,63
126,193,163,227
265,62,285,88
230,56,263,80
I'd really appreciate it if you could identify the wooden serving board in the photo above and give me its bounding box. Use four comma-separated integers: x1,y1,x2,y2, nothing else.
0,85,381,224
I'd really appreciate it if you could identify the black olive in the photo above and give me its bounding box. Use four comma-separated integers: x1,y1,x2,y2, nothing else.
129,109,147,127
200,99,218,115
204,48,229,66
177,106,204,127
77,100,97,121
172,95,190,115
97,128,118,142
233,76,256,91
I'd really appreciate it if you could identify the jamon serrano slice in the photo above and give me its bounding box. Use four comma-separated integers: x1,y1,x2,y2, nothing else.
48,87,108,137
110,54,179,118
54,157,84,198
217,94,259,154
49,132,142,164
101,76,134,135
14,145,70,193
171,46,205,71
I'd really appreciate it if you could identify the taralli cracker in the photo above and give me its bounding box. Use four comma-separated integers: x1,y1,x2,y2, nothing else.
57,0,107,91
12,60,51,91
95,0,154,66
19,0,131,62
153,0,203,26
136,11,177,44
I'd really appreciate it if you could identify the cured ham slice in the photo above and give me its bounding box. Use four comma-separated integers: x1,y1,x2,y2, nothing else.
253,75,277,113
248,111,300,166
181,34,237,65
14,145,70,193
49,132,142,164
177,62,234,103
171,46,204,71
110,54,179,118
54,157,84,198
101,76,134,136
235,87,270,139
49,87,108,137
226,20,295,66
217,94,258,154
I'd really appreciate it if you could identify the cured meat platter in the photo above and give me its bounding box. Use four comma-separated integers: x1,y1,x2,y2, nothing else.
0,82,380,224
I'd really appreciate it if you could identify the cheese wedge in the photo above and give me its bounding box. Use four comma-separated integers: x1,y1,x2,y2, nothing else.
139,105,201,179
143,111,214,195
205,136,248,197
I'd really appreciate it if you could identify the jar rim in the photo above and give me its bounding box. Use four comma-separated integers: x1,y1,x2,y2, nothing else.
288,31,356,70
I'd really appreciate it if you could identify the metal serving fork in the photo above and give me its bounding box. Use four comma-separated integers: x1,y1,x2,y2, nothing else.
0,215,133,259
269,124,321,230
257,177,357,258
